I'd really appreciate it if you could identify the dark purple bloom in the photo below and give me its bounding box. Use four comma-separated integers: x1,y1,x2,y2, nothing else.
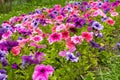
18,29,31,36
0,28,7,39
22,55,39,68
0,40,18,51
0,69,7,80
12,63,19,69
89,41,100,48
1,58,8,66
73,18,86,28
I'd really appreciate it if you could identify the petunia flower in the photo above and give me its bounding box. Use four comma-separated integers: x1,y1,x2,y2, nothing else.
34,52,46,62
0,40,18,51
66,52,79,62
61,31,70,40
56,24,66,32
48,33,62,44
11,46,21,56
66,38,75,49
55,15,64,22
110,12,119,17
71,35,83,44
82,32,93,42
12,63,19,69
32,64,54,80
106,18,115,26
73,18,86,28
59,50,67,57
31,35,43,43
91,21,104,30
0,69,7,80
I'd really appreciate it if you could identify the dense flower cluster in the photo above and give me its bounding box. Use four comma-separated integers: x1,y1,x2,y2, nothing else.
0,0,119,80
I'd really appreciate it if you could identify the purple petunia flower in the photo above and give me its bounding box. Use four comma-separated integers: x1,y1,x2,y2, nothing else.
0,69,7,80
0,40,18,51
92,21,104,31
73,18,86,28
89,41,100,48
66,52,79,62
12,63,19,69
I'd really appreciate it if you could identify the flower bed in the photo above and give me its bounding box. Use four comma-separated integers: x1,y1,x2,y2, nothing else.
0,0,120,80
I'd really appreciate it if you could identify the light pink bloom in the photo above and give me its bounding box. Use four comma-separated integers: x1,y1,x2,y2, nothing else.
32,35,43,42
56,24,66,32
110,12,119,17
59,51,67,57
82,32,93,42
71,35,83,44
32,64,54,80
48,33,62,44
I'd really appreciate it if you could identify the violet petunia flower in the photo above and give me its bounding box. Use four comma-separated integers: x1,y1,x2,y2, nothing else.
66,52,79,62
73,18,86,28
0,69,7,80
0,40,18,51
12,63,19,69
89,41,100,48
92,21,104,31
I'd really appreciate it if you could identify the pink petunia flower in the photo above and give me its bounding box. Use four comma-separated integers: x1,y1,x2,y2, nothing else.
32,64,54,80
71,35,83,44
31,35,43,42
66,38,75,49
56,15,64,22
110,12,119,17
48,33,62,44
106,18,115,26
11,46,21,56
82,32,93,42
61,31,70,40
59,50,67,57
2,30,12,39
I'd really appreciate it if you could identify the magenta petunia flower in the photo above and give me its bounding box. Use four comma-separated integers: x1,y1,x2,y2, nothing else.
32,64,54,80
82,32,93,42
48,33,62,44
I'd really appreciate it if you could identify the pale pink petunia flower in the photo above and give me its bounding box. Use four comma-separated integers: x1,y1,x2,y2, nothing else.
82,32,93,42
110,12,119,17
32,64,54,80
71,35,83,44
48,33,62,44
31,35,43,42
56,24,66,32
59,50,67,57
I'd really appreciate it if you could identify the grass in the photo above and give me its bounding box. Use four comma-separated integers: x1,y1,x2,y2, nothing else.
0,0,120,80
